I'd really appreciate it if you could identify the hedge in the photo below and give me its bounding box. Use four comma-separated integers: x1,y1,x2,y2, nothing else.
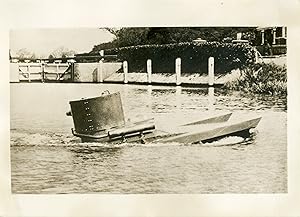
106,42,256,74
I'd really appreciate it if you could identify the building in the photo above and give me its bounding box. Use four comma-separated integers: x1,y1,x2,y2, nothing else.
256,27,287,56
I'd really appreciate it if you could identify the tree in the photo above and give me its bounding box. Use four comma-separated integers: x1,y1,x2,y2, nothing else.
16,48,34,59
50,46,76,58
48,54,54,63
90,27,258,54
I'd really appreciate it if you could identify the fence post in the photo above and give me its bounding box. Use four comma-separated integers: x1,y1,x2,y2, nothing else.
70,60,75,82
175,57,181,85
147,59,152,84
27,65,31,82
123,61,128,84
56,63,59,80
41,62,45,83
208,57,214,86
97,59,104,82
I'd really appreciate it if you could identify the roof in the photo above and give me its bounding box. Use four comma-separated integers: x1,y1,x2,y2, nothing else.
256,26,280,31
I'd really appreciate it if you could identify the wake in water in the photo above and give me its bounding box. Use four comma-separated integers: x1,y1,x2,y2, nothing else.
10,131,78,147
10,129,257,149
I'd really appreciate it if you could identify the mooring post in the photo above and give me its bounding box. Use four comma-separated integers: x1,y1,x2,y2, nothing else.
97,59,104,83
123,61,128,84
147,59,152,84
99,50,104,57
208,57,214,86
175,57,181,85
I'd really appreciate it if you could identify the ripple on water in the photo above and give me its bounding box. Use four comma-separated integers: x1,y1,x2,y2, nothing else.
10,83,287,193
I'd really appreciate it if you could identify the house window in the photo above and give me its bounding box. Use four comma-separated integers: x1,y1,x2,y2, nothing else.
276,27,282,37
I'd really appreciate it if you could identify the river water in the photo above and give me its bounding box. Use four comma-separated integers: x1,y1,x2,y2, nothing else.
10,83,287,193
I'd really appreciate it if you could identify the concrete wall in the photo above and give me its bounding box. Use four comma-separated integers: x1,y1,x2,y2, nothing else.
74,63,97,82
74,62,122,82
103,62,122,79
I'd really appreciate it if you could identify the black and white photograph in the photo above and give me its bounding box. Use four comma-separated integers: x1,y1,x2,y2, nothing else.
1,1,300,217
9,26,287,194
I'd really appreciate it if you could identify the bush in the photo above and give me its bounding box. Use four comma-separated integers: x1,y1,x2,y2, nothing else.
108,42,256,74
224,62,287,96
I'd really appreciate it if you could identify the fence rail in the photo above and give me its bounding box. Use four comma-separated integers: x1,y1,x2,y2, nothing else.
17,62,72,82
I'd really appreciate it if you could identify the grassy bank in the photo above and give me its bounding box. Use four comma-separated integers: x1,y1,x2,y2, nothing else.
224,62,287,96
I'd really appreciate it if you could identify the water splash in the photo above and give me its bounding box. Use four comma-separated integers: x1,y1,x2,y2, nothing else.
202,136,245,147
10,131,76,146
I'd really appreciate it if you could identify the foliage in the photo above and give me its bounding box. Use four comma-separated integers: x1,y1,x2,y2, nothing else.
224,62,287,96
15,48,36,59
112,41,256,74
90,41,118,55
90,27,257,54
50,46,76,58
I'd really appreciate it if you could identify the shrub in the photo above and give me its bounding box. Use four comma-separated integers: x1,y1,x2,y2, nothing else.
224,62,287,96
107,42,256,74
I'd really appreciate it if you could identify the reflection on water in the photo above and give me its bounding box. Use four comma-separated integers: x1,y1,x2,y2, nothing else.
10,83,287,193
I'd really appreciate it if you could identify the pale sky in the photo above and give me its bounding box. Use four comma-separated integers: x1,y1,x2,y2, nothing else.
9,28,115,57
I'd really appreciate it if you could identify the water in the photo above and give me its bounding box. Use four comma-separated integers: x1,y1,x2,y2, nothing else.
10,83,287,193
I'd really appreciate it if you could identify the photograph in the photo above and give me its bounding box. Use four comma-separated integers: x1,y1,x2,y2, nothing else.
9,27,287,194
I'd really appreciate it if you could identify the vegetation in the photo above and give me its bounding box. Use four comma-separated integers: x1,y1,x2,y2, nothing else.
49,46,76,58
12,46,76,61
111,41,256,74
15,48,37,59
90,27,257,54
224,62,287,96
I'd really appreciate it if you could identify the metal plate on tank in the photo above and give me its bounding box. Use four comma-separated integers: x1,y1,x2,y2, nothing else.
69,92,125,134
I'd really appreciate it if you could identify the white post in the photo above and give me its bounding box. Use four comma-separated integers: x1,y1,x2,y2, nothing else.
272,28,276,45
261,30,265,45
97,59,104,82
282,27,286,38
208,57,214,86
255,49,259,63
99,50,104,57
147,59,152,84
123,61,128,84
175,57,181,85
